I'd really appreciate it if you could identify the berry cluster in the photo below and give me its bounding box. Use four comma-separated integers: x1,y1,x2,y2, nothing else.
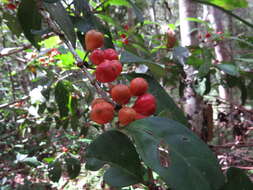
90,77,156,126
84,29,156,127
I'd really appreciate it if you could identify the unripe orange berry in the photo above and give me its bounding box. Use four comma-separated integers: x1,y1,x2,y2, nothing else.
104,48,119,60
130,77,148,96
111,84,131,105
91,98,106,108
118,107,136,126
133,93,156,116
90,102,114,124
95,60,122,83
166,29,177,49
89,49,105,65
85,30,104,51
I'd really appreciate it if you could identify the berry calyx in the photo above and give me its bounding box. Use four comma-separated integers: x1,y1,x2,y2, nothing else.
95,60,122,83
103,48,119,60
118,107,136,126
89,49,105,65
110,84,131,105
91,98,106,108
133,93,156,116
85,30,104,51
130,77,148,96
90,102,114,124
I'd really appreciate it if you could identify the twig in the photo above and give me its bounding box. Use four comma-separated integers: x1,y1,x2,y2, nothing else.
0,96,29,109
0,33,55,58
0,44,32,58
37,2,114,105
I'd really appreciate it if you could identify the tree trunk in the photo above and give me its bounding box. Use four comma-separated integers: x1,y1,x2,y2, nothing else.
208,7,234,107
179,0,204,137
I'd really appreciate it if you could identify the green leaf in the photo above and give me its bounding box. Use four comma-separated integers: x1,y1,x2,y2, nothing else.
54,80,72,118
126,73,188,126
40,36,60,48
17,0,42,49
3,12,22,37
120,51,165,78
216,63,240,76
199,0,248,10
43,2,76,48
86,130,144,187
48,161,62,182
105,0,130,7
125,117,225,190
104,167,141,187
65,157,81,179
85,158,105,171
221,167,253,190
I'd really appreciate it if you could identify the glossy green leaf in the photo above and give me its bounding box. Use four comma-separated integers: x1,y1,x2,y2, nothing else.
17,0,42,49
121,51,165,78
126,73,188,126
221,167,253,190
125,117,225,190
86,130,144,187
104,167,141,187
65,157,81,179
48,161,62,182
216,63,240,77
43,2,76,48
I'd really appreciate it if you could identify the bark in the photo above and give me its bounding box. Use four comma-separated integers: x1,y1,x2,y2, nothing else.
208,7,234,107
179,0,204,137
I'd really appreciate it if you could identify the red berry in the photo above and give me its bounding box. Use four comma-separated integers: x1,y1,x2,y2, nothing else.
118,107,136,126
130,77,148,96
95,60,122,83
110,84,131,105
216,31,223,35
6,3,16,10
90,49,105,65
62,147,69,153
166,29,177,49
123,24,129,30
90,102,114,124
120,34,127,39
133,93,156,116
135,112,147,120
85,30,104,51
104,48,119,60
205,33,211,38
123,38,129,45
